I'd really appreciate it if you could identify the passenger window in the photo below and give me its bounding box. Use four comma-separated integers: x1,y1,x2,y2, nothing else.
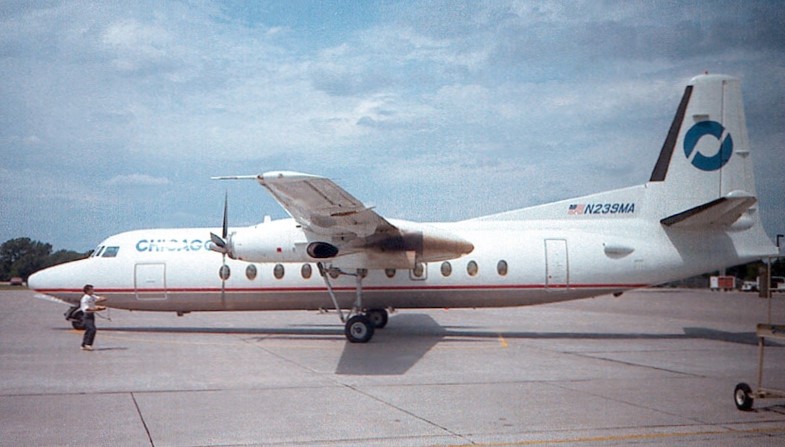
385,268,396,278
219,265,230,281
246,264,257,280
273,264,285,279
497,260,508,276
467,260,478,277
411,261,426,280
440,262,452,277
102,246,120,257
301,264,312,279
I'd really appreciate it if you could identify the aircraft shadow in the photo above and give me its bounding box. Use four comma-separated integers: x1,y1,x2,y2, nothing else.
98,325,344,339
85,322,768,345
336,314,443,375
681,327,782,346
84,319,777,376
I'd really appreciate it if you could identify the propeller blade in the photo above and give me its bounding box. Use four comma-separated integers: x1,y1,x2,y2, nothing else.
209,232,226,250
222,192,228,240
209,193,231,255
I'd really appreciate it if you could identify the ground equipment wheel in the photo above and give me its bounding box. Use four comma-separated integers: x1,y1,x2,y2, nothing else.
734,382,754,411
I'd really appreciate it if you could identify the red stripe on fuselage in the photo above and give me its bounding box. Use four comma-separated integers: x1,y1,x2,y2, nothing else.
34,283,647,295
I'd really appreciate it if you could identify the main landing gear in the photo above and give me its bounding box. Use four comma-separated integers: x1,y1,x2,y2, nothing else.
317,263,388,343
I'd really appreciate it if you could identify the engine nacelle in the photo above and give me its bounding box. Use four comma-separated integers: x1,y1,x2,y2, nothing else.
306,241,339,258
219,218,473,268
382,219,475,263
227,220,317,263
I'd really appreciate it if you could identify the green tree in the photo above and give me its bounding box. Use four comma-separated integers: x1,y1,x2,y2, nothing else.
0,238,52,281
44,249,88,268
1,238,89,281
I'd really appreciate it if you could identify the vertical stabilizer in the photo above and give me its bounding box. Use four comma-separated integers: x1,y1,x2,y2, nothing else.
649,74,756,209
649,74,776,261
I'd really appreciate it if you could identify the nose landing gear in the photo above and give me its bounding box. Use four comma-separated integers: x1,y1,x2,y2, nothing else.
64,306,85,330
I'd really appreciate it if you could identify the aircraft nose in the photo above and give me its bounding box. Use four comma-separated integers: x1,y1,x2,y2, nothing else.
27,262,79,293
27,268,53,292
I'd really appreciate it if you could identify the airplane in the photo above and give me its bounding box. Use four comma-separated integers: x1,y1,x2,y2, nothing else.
28,74,778,343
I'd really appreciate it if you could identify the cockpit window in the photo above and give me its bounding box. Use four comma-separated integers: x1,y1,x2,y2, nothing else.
93,246,105,257
102,246,120,257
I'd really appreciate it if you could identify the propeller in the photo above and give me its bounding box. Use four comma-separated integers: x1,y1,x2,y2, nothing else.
209,192,230,303
209,192,230,256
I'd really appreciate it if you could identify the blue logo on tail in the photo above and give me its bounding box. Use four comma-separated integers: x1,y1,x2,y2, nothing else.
683,121,733,171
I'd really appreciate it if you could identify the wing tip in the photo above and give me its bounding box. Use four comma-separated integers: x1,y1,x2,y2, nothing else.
259,171,322,183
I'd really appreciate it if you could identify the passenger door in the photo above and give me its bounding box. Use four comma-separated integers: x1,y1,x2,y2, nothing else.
545,239,569,290
134,263,168,300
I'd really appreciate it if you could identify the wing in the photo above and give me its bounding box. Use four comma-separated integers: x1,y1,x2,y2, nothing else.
256,171,396,239
254,171,474,269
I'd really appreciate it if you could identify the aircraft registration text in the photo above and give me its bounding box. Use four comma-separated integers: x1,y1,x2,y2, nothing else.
567,203,636,215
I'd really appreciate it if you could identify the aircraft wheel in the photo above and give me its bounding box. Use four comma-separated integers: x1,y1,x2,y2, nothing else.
366,308,388,329
345,315,375,343
734,382,754,411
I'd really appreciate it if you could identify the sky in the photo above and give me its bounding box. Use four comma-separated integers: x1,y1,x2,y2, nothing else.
1,0,783,252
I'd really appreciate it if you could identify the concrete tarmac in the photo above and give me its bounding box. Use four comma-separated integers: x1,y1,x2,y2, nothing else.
1,288,784,446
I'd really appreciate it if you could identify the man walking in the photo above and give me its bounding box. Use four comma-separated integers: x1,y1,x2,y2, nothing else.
80,284,107,351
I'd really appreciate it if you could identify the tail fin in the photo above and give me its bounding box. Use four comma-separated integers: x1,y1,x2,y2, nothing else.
649,74,761,228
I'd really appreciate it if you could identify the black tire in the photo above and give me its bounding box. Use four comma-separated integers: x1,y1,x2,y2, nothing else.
734,382,754,411
366,309,389,329
66,307,85,330
345,315,375,343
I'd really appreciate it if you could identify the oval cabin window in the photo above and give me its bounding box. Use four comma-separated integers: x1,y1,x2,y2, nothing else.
412,262,425,278
497,260,508,276
273,264,285,280
246,264,257,280
467,260,478,277
301,264,312,279
441,261,452,277
219,264,231,281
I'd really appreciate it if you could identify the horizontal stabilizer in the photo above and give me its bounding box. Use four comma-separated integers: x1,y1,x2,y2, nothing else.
660,192,757,228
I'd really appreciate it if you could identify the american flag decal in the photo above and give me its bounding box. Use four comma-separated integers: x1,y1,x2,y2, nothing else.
568,204,585,215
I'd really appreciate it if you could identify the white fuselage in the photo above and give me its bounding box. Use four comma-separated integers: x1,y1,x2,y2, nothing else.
27,210,762,313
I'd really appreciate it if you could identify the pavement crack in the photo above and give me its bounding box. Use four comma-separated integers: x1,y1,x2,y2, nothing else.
567,351,705,378
340,382,475,445
131,392,155,447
